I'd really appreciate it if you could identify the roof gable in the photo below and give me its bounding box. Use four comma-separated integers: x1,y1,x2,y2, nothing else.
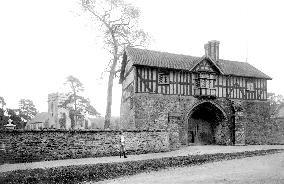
190,56,224,74
120,47,272,82
27,112,49,124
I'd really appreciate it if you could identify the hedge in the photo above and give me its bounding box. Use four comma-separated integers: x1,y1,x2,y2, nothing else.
0,149,283,184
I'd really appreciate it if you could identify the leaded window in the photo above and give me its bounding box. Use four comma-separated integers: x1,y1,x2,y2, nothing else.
194,72,216,97
246,81,255,91
158,73,169,85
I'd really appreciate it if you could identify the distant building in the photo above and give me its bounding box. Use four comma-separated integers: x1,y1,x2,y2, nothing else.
48,93,72,129
26,112,49,130
48,92,91,129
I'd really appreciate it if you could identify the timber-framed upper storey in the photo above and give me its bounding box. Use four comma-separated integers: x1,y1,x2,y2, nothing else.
120,41,271,101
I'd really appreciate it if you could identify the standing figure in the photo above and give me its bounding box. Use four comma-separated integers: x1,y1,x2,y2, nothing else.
119,131,127,158
0,141,5,164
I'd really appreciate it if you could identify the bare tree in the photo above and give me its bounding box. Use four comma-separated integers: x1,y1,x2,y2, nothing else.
81,0,150,129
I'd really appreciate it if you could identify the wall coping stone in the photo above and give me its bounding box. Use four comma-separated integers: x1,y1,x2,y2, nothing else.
0,129,167,134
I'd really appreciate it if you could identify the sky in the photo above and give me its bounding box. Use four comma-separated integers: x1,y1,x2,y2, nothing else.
0,0,283,116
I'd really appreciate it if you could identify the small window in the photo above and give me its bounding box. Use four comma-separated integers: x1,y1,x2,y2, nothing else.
195,80,200,88
199,73,209,78
246,81,254,91
130,98,133,109
200,79,206,88
158,73,169,84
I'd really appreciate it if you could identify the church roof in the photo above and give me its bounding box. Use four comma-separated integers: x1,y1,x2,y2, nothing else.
124,47,272,79
27,112,49,124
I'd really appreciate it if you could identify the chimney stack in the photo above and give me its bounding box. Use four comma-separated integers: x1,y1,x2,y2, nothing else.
204,40,220,61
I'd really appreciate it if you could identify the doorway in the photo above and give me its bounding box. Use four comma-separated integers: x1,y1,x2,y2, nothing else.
187,102,228,145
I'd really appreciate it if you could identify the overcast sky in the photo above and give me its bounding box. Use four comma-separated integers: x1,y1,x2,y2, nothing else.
0,0,283,116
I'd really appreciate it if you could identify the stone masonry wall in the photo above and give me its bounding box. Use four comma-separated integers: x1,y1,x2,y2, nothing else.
122,93,283,148
0,130,169,164
243,101,284,145
266,118,284,144
234,111,246,145
120,97,135,129
131,94,235,148
133,94,196,130
211,98,235,145
132,94,196,149
244,101,269,144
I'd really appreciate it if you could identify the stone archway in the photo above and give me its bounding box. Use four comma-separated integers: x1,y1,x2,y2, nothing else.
187,101,232,145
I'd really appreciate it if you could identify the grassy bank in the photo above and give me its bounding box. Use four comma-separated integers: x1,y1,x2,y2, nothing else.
0,149,283,184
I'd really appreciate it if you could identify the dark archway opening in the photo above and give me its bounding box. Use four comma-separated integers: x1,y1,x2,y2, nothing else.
188,102,226,145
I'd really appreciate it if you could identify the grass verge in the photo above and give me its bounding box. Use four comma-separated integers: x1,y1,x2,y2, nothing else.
0,149,283,184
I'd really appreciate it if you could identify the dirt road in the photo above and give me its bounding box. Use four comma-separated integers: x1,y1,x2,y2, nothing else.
99,152,284,184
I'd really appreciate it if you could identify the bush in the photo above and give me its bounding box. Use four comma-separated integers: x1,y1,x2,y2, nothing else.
0,149,283,184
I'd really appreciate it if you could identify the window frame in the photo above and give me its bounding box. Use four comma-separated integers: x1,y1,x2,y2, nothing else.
158,72,170,85
246,80,255,91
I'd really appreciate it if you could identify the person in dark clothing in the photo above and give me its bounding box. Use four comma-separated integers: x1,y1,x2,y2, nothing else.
119,131,127,158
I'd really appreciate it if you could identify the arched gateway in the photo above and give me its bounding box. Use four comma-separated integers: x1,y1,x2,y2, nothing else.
187,101,234,145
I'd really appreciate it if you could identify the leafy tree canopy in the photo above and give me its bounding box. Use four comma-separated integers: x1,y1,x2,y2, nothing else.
0,108,24,130
0,96,6,109
18,99,38,123
61,75,100,129
268,92,284,118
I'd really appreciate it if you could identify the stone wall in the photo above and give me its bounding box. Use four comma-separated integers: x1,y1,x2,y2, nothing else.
121,93,284,148
234,111,246,145
130,94,235,147
266,118,284,144
243,101,267,144
132,94,196,149
133,93,196,130
120,97,135,129
243,101,284,145
0,130,169,163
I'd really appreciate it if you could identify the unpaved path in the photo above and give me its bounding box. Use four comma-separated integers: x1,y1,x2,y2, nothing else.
98,152,284,184
1,145,283,173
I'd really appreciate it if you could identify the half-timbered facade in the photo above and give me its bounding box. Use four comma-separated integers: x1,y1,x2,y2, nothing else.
120,41,272,147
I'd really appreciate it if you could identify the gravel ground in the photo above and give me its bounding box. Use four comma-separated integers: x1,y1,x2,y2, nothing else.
1,145,284,173
99,152,284,184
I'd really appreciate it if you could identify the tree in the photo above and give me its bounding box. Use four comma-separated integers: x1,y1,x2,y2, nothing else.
59,113,67,129
62,75,100,129
64,75,84,127
0,97,27,129
267,92,284,118
0,96,6,109
82,0,150,129
0,108,8,129
18,99,38,124
7,109,23,129
0,96,7,128
0,108,24,129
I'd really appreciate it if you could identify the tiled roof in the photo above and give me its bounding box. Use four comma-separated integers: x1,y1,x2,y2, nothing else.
126,47,200,70
125,47,271,79
218,59,271,79
27,112,49,124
